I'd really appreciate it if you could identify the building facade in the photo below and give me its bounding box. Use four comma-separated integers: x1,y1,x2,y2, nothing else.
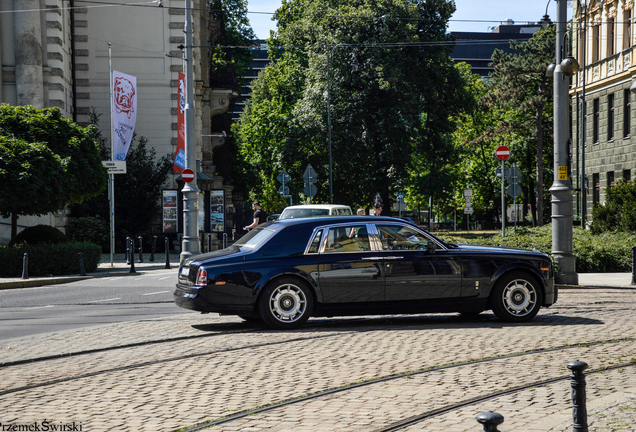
571,0,636,222
0,0,236,244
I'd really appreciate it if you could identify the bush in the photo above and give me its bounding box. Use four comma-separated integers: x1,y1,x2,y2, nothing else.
440,224,636,273
8,224,69,247
0,242,101,277
591,179,636,234
66,217,109,249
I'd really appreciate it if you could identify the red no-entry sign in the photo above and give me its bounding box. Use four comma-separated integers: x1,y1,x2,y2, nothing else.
494,146,511,161
182,168,195,183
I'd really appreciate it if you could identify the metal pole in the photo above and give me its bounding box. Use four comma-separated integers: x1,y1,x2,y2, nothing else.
551,0,578,284
501,159,505,238
180,0,201,262
327,49,333,204
580,5,587,229
513,162,517,233
631,246,636,285
567,360,589,432
108,42,115,267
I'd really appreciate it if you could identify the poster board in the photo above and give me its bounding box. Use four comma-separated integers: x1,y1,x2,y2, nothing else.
162,190,178,233
210,190,225,233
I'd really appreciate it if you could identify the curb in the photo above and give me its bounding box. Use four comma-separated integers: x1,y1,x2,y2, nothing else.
0,276,92,290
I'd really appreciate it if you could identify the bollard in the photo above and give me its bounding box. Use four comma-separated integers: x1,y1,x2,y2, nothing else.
150,236,157,261
207,234,212,253
126,236,131,264
567,360,589,432
129,237,136,273
632,246,636,285
21,253,29,280
223,232,227,249
78,252,86,276
165,236,171,269
138,236,144,263
476,411,504,432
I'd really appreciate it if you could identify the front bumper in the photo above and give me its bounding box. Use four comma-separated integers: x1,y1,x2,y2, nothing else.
173,284,219,313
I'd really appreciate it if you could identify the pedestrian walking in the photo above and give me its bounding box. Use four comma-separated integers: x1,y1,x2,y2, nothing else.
244,201,267,231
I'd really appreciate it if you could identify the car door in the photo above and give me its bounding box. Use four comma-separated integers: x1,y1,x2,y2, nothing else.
317,223,385,303
373,223,463,300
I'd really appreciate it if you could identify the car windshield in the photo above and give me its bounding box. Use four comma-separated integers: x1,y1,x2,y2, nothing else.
280,209,330,219
234,227,275,248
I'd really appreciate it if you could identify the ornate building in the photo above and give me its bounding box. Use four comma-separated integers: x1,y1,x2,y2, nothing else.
0,0,236,244
571,0,636,222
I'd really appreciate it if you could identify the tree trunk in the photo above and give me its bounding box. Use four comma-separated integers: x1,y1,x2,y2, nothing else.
11,213,18,241
535,102,544,226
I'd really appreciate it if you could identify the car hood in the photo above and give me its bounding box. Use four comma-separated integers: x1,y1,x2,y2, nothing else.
453,243,550,257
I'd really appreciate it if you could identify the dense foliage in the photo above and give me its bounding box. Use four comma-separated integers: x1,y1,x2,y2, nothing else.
0,104,106,239
8,224,69,247
0,242,101,277
590,179,636,234
70,113,172,251
440,224,635,273
233,0,469,212
66,216,110,250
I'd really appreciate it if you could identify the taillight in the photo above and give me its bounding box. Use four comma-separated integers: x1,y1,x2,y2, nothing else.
196,268,208,285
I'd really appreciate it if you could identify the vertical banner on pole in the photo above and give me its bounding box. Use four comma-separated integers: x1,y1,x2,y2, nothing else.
173,72,186,173
112,70,137,161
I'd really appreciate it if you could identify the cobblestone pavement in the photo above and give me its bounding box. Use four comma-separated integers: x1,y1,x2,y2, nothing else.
1,287,636,431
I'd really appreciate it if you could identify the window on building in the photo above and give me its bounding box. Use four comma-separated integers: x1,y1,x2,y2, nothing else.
608,93,615,140
593,98,600,143
624,9,633,50
608,17,616,56
608,171,615,187
624,89,631,138
624,169,632,183
592,24,600,62
593,173,600,206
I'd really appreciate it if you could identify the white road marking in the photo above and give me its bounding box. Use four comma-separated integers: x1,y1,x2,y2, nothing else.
141,291,169,296
87,298,121,303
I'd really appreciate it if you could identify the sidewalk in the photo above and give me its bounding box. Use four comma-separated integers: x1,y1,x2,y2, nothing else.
0,253,181,289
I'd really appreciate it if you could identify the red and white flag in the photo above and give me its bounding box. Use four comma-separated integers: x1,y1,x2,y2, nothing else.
112,70,137,161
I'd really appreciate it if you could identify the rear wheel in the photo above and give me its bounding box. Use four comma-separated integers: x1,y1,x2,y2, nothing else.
258,277,313,330
491,272,543,323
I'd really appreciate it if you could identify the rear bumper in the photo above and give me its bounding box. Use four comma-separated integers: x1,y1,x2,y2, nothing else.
173,284,220,313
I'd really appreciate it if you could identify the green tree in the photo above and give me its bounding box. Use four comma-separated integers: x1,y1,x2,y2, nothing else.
71,112,172,250
0,104,106,240
590,179,636,233
233,0,467,211
486,28,555,225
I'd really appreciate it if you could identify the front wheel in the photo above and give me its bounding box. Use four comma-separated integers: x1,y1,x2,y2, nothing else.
258,277,314,330
491,272,543,323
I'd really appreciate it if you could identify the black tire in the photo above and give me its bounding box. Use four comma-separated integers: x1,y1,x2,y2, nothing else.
258,277,314,330
490,271,543,323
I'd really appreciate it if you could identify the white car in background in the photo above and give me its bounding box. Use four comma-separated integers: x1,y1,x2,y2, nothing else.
279,204,352,220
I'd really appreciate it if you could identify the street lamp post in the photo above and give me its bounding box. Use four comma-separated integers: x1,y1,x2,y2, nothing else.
179,0,201,262
550,0,578,285
579,0,588,229
327,43,357,204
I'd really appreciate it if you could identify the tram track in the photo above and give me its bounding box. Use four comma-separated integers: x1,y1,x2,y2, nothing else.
169,337,636,432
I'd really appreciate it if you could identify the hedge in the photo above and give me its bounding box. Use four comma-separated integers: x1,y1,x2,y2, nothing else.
0,242,101,277
439,225,636,273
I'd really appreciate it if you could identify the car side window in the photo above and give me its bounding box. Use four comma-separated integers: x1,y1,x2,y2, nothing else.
307,229,323,254
323,225,370,253
375,225,429,251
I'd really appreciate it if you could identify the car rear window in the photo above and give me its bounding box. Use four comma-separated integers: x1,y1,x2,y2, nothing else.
234,227,275,248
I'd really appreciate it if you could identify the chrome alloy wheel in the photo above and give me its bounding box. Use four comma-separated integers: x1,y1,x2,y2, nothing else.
269,284,307,323
502,279,537,316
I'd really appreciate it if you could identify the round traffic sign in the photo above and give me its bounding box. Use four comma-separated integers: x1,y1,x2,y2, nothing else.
182,168,195,183
494,145,511,161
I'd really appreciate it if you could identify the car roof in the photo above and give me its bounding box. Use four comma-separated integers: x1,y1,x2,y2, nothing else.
268,215,399,228
282,204,351,210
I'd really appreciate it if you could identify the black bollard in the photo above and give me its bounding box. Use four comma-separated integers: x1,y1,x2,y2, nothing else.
223,232,227,249
129,237,137,273
476,411,504,432
165,236,171,269
207,234,212,252
632,246,635,285
78,252,87,276
567,360,589,432
138,236,144,263
21,253,29,280
150,236,157,261
126,236,131,264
